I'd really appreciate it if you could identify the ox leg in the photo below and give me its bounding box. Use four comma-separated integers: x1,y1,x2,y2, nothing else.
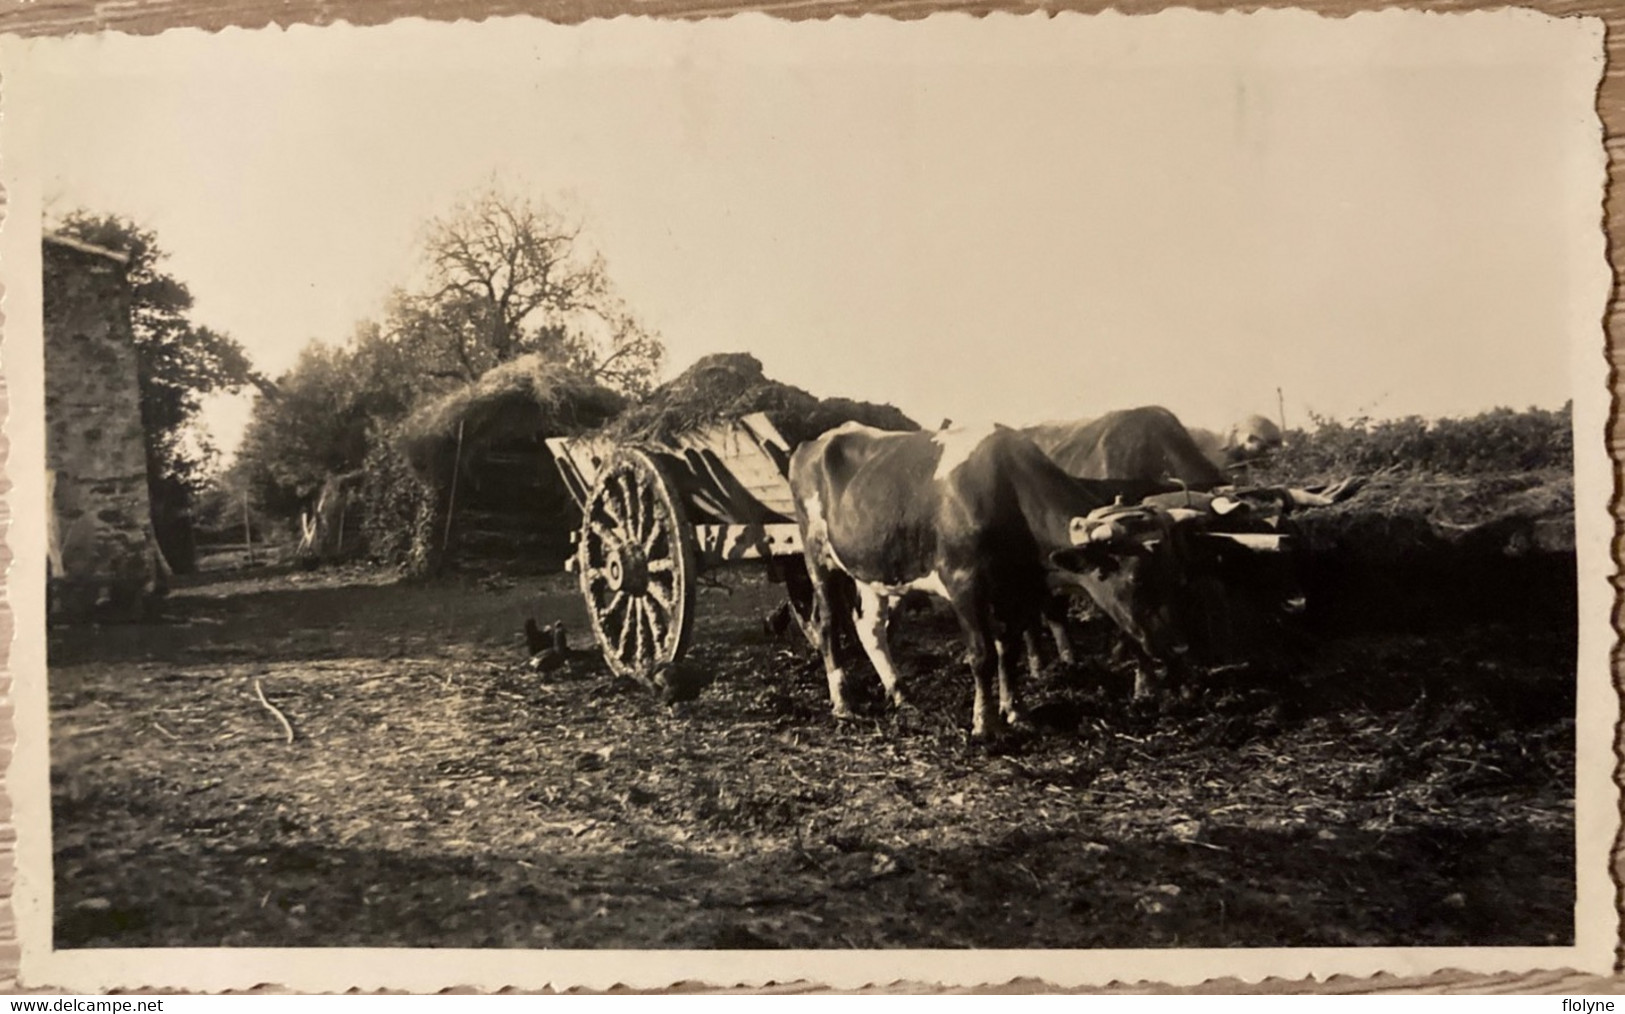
956,609,1001,741
1130,647,1175,703
852,584,908,708
995,630,1033,731
1022,627,1045,682
803,556,855,719
1046,596,1076,666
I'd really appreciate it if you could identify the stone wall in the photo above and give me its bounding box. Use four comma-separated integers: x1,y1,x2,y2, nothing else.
43,234,166,622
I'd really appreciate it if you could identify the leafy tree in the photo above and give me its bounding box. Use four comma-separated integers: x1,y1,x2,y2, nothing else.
386,185,663,395
235,324,418,518
51,211,268,572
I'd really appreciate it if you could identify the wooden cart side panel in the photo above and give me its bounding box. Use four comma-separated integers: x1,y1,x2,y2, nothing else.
673,412,799,520
693,522,803,564
547,411,800,525
545,434,619,510
544,437,590,511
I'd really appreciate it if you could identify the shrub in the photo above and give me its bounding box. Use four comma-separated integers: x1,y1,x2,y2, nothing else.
357,427,446,576
1257,403,1573,484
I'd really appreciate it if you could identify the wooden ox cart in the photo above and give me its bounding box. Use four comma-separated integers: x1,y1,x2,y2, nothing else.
546,412,808,683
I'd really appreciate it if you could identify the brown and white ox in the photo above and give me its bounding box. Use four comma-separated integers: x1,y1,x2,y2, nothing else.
788,423,1290,739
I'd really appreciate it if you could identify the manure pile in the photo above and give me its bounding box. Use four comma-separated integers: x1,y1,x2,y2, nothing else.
604,352,918,447
1285,469,1576,636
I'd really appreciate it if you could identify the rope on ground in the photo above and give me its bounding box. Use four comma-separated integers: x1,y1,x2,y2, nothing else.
254,677,296,745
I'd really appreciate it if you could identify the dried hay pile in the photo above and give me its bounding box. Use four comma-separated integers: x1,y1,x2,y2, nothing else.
358,355,626,576
397,354,627,485
602,352,918,447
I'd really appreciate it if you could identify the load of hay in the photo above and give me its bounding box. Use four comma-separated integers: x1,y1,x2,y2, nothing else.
602,352,918,447
359,355,628,575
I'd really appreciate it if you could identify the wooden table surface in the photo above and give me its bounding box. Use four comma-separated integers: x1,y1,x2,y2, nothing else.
0,0,1618,994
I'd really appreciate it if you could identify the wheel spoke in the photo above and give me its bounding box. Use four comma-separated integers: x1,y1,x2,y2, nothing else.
614,596,637,661
600,480,630,535
641,501,665,554
584,566,610,586
603,589,627,627
614,474,640,546
644,590,671,643
636,484,658,548
646,582,674,625
616,473,642,542
638,597,662,661
647,558,675,574
591,516,622,555
629,597,649,668
587,516,616,548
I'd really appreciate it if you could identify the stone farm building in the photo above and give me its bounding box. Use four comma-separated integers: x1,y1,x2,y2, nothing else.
43,232,166,622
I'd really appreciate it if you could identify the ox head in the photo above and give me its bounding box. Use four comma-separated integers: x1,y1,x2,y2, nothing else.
1223,414,1284,465
1048,502,1303,667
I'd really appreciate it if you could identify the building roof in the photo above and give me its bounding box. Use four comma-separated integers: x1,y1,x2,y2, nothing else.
43,232,130,265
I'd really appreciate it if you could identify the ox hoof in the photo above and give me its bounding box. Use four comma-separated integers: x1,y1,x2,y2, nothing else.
969,718,1007,744
889,691,912,710
1127,695,1161,720
1002,709,1035,733
831,704,857,722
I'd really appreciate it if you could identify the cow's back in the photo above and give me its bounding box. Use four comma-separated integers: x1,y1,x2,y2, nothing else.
1027,406,1228,490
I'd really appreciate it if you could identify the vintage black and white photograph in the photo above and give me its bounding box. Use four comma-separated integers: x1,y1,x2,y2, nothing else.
1,9,1614,990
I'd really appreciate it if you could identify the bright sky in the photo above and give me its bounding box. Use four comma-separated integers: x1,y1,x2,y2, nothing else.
7,11,1605,460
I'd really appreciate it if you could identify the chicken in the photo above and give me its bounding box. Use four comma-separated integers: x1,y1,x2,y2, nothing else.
524,618,573,674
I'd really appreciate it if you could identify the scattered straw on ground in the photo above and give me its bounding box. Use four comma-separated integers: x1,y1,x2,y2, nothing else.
50,565,1573,950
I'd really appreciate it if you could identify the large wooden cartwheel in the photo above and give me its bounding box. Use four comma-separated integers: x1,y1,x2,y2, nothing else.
575,448,699,684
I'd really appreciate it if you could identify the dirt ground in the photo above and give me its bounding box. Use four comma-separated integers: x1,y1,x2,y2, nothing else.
51,562,1574,950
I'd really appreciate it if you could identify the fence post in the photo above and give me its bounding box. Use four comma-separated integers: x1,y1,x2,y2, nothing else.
243,491,255,566
441,419,466,568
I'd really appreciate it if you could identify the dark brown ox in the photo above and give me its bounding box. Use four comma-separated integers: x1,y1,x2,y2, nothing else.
788,423,1286,739
1024,406,1351,507
1023,406,1325,685
1024,406,1230,497
1024,406,1283,484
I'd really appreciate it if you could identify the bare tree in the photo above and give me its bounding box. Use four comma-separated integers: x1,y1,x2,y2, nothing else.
387,186,663,394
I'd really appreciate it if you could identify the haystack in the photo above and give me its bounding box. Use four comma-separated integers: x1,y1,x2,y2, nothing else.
365,355,627,575
603,353,918,447
398,354,627,485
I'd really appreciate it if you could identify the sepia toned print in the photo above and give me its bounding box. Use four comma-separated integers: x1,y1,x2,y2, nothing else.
0,9,1614,991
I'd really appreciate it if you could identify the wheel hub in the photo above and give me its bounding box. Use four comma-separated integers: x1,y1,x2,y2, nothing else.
604,541,650,595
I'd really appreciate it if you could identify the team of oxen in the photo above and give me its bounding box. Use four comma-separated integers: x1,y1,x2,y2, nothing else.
785,407,1358,740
